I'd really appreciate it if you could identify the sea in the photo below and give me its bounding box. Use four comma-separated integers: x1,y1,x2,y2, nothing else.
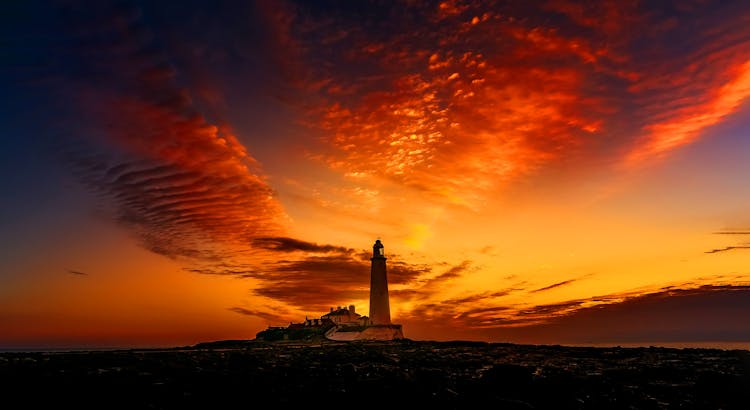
565,341,750,350
2,341,749,352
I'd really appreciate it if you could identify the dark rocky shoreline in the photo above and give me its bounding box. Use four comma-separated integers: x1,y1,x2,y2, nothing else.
1,340,748,409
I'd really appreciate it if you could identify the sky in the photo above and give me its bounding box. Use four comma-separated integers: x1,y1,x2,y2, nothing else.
2,0,750,349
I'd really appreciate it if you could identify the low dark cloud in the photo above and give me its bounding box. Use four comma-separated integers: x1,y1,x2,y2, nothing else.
248,253,433,312
390,261,474,307
706,230,750,254
436,261,471,281
187,267,257,277
442,289,519,306
479,285,750,344
228,307,288,324
705,246,750,254
255,285,369,313
252,237,353,254
421,261,472,288
450,300,586,328
67,270,89,276
400,285,526,329
517,301,585,317
389,261,433,285
177,235,441,314
261,256,369,282
400,284,750,343
530,278,578,293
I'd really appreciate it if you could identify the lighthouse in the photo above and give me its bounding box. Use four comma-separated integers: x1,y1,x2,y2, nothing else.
322,239,403,341
369,239,391,325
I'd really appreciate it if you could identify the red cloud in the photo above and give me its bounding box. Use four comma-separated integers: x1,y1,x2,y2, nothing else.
275,1,750,205
62,3,290,266
73,96,287,260
289,4,614,208
627,60,750,166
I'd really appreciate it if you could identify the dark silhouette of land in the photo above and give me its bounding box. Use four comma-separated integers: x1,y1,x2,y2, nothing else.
1,340,748,409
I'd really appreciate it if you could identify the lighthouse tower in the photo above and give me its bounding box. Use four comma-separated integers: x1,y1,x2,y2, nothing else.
369,239,391,325
324,239,403,341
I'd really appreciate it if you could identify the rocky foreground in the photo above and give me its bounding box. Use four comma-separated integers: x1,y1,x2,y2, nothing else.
1,340,748,409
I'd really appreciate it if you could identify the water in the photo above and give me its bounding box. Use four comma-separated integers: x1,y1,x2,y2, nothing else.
566,341,750,351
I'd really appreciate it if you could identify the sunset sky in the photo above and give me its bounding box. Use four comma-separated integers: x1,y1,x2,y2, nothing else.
2,0,750,349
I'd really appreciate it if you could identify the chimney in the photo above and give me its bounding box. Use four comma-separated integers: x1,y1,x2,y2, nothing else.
349,305,355,314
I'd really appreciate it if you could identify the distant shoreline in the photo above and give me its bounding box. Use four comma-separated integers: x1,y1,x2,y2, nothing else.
2,339,748,353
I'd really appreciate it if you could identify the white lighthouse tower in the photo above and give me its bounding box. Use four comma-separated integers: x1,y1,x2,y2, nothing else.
369,239,391,325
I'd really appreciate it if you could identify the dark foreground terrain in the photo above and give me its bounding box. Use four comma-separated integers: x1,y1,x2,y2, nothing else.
1,340,748,409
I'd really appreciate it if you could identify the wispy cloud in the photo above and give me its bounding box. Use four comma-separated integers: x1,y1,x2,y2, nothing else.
252,237,353,254
529,274,593,293
228,307,289,324
391,260,474,306
402,277,750,333
705,246,750,254
424,261,472,286
67,270,89,276
478,284,750,343
706,229,750,254
530,279,578,293
442,289,519,306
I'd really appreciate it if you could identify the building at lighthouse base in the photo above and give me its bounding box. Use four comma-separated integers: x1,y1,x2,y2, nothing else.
326,324,404,341
255,305,404,342
318,304,404,341
321,305,404,341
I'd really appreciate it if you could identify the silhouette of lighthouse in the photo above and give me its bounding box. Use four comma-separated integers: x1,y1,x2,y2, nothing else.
369,239,391,325
323,239,403,340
